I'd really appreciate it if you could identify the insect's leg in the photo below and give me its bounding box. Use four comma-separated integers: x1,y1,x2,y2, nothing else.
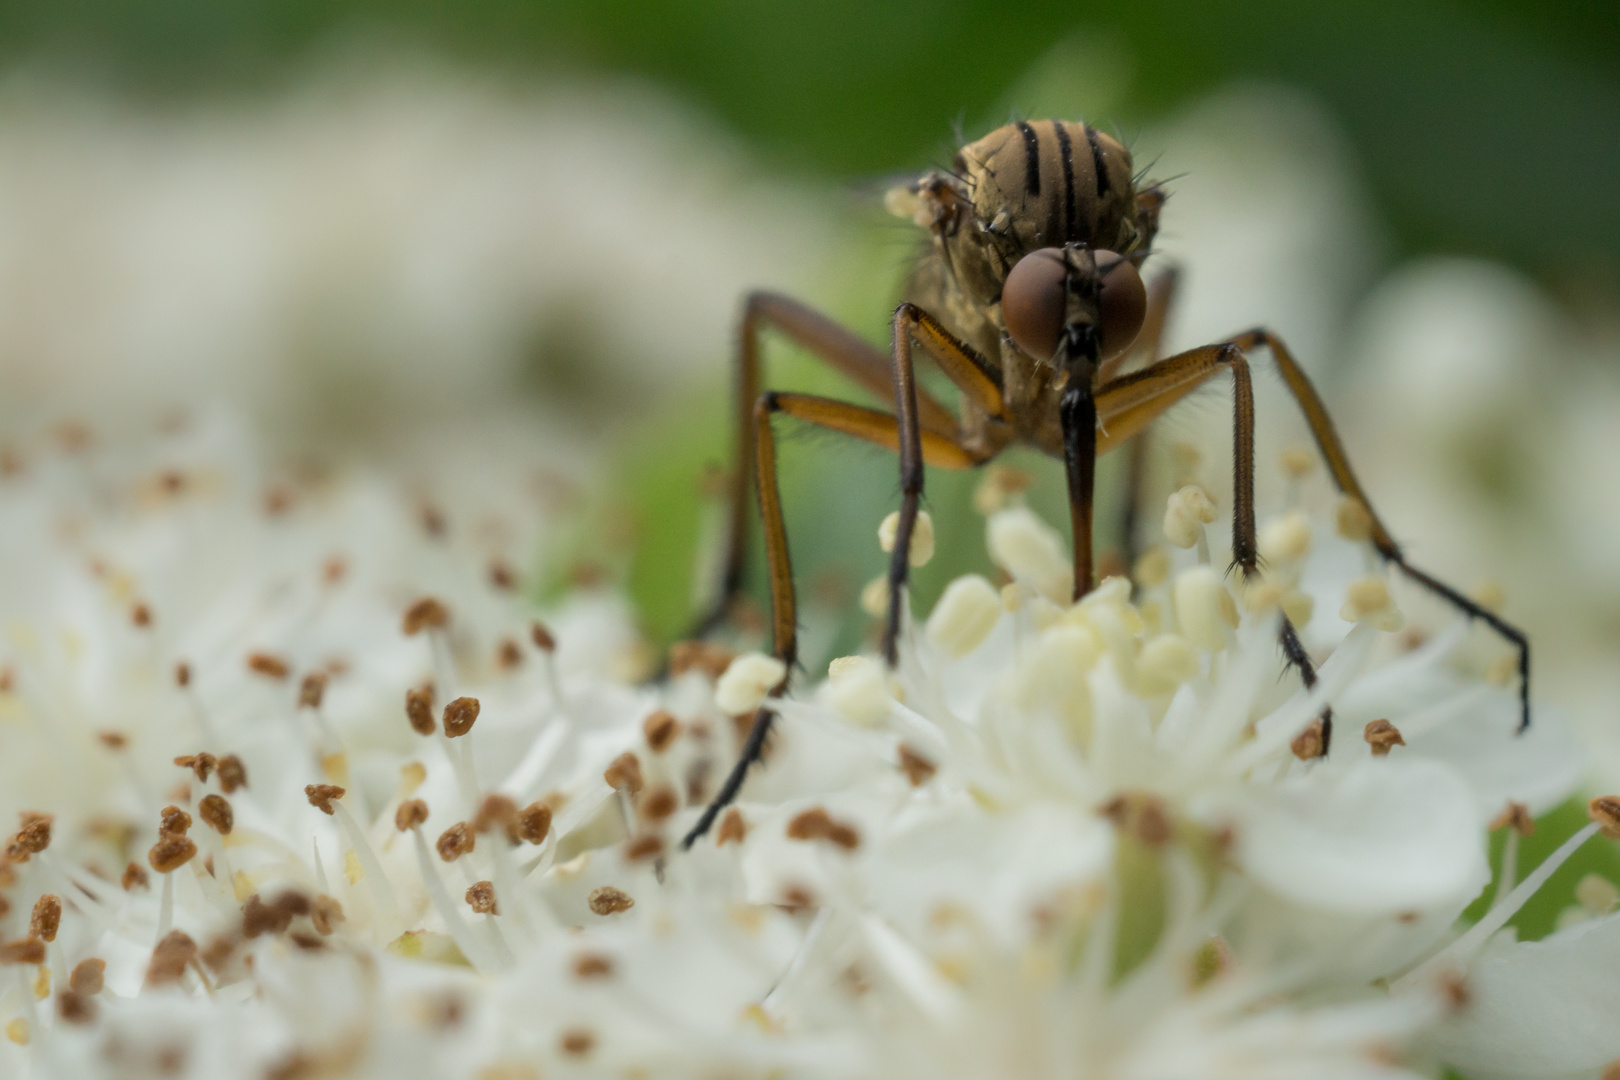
883,303,1010,662
1103,267,1180,566
682,392,982,848
1097,344,1333,749
1229,327,1531,733
690,292,962,640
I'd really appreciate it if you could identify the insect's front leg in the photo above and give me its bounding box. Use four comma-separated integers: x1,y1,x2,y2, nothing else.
882,303,1009,662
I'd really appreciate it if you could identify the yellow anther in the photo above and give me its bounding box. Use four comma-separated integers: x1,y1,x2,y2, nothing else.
824,656,891,727
1258,510,1312,564
1174,566,1238,651
879,509,935,567
1279,444,1317,480
1133,546,1171,589
926,575,1002,658
1340,575,1404,632
716,653,787,715
1335,495,1374,542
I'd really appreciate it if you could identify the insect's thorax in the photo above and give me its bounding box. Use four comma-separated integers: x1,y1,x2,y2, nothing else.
899,120,1156,451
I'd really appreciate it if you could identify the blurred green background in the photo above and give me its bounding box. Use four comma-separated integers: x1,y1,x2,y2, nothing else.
5,0,1616,279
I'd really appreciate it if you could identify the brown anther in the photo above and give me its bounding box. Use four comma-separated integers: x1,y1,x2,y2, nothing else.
174,753,216,782
242,895,290,938
30,895,61,942
496,638,523,670
148,834,197,874
1098,792,1174,847
57,990,95,1024
1136,800,1172,846
642,711,680,754
603,752,644,795
442,696,480,738
158,805,191,836
625,834,664,861
145,930,196,987
896,744,937,786
174,661,192,688
272,890,311,919
246,652,290,679
303,784,346,815
1489,801,1535,836
1589,796,1620,840
474,794,518,835
69,958,106,995
263,483,294,515
464,881,498,915
395,799,429,832
402,597,450,636
1363,719,1406,757
716,808,747,846
639,785,678,823
488,560,517,591
786,807,860,850
405,686,436,735
198,795,233,835
1440,971,1471,1010
513,803,552,845
778,885,816,913
417,501,448,538
97,731,128,750
131,603,153,628
0,666,11,693
529,621,556,652
1290,718,1327,761
121,862,149,891
572,952,615,979
11,815,52,857
0,938,45,965
1602,1061,1620,1080
311,895,344,936
436,822,475,862
322,555,348,585
216,755,247,793
587,886,634,916
667,640,736,680
298,672,328,709
559,1029,596,1057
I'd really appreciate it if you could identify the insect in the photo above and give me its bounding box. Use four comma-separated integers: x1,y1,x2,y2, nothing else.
680,119,1530,847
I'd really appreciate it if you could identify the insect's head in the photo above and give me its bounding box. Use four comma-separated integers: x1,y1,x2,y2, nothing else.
887,120,1156,369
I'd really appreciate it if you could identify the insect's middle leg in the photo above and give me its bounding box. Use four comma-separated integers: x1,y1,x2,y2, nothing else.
681,391,982,848
691,292,962,641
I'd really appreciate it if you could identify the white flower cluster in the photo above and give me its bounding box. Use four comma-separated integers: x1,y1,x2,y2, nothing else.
1,413,1617,1080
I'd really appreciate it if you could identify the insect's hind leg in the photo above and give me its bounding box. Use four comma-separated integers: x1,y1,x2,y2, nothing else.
1228,327,1531,733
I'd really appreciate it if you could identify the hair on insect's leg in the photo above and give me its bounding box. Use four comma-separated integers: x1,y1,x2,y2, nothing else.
688,292,961,642
682,391,982,848
1228,327,1531,733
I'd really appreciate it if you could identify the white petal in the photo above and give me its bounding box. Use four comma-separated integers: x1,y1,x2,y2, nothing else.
1423,912,1620,1079
1210,758,1490,914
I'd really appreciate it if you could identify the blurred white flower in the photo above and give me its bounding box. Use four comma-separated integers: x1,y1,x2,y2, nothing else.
0,57,831,454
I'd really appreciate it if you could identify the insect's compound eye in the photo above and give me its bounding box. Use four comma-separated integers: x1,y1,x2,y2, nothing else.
1001,247,1069,360
1003,248,1148,362
1093,250,1147,362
